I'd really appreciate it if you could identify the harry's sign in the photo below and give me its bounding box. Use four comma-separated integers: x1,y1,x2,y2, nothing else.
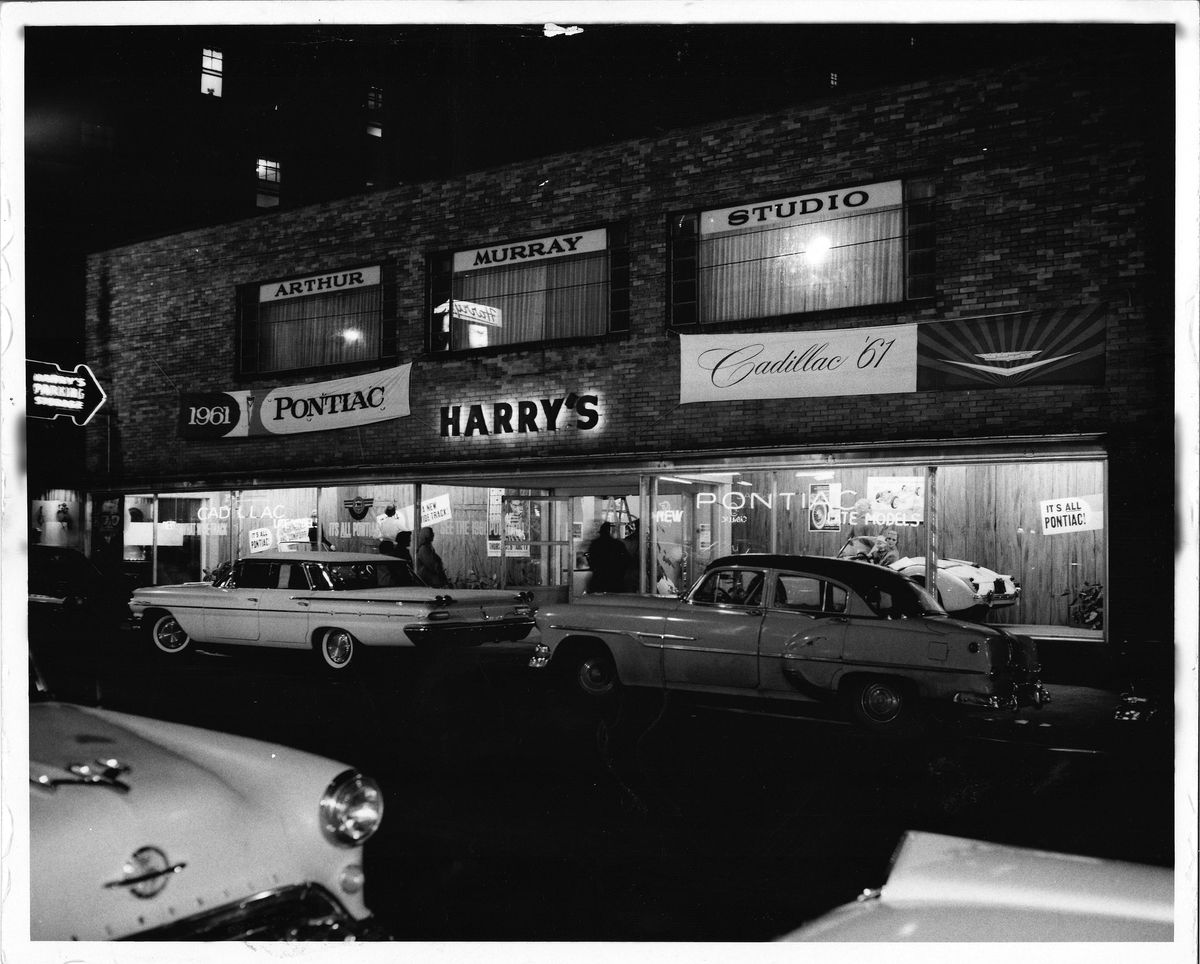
441,392,601,437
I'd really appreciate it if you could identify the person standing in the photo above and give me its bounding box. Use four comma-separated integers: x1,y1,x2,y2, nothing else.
586,522,630,593
378,505,403,555
416,526,448,587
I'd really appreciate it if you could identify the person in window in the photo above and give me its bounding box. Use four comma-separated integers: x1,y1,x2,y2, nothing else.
868,529,900,567
416,526,449,587
378,505,403,555
585,522,630,593
394,530,414,566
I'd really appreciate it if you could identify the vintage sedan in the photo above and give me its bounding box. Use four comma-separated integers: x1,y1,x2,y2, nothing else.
838,536,1021,620
29,654,388,940
780,830,1173,941
129,550,536,671
530,554,1047,732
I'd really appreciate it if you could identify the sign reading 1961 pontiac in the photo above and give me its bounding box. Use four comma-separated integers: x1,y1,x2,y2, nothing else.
179,364,411,439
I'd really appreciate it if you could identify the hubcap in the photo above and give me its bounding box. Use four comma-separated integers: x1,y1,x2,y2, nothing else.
155,618,187,652
861,683,902,722
325,631,353,666
578,656,614,695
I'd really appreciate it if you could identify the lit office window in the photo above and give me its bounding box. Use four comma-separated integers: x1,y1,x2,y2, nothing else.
428,226,629,352
669,178,935,325
201,47,223,97
256,157,280,208
366,85,383,110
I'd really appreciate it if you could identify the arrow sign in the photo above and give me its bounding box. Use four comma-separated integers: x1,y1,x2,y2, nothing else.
26,359,108,426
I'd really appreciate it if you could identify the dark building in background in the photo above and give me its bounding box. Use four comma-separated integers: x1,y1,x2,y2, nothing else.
65,35,1175,677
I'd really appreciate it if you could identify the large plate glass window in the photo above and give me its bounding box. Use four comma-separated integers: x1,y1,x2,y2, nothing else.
237,265,393,375
429,226,629,351
670,179,934,325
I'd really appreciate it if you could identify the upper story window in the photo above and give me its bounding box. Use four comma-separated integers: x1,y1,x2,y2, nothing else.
670,178,935,326
256,156,281,209
236,265,394,376
366,85,383,111
428,225,629,352
201,47,223,97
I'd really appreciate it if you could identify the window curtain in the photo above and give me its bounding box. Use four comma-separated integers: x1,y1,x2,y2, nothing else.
258,288,382,372
699,207,903,322
456,251,609,346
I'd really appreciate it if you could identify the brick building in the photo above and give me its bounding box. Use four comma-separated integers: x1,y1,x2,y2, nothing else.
69,44,1175,671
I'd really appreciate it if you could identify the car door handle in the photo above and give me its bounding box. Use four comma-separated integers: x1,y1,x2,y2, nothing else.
803,635,826,646
246,597,258,603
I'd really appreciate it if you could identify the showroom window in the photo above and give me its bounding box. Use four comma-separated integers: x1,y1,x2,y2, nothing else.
670,178,935,326
427,225,629,352
236,264,395,375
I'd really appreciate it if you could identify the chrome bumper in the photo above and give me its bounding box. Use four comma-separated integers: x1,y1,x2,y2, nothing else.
954,683,1050,711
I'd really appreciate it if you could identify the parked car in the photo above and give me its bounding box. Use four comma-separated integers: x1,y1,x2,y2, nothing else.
129,551,537,671
530,554,1048,733
28,652,388,940
779,830,1173,941
28,544,131,629
837,536,1020,620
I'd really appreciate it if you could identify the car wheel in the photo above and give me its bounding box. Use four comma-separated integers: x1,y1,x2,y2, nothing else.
147,611,191,657
572,648,619,699
318,628,360,671
846,677,921,734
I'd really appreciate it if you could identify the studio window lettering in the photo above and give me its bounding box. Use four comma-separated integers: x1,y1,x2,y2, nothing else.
670,179,935,326
429,226,629,352
238,265,391,375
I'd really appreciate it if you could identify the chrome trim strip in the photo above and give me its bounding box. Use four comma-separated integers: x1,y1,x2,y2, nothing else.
777,653,993,676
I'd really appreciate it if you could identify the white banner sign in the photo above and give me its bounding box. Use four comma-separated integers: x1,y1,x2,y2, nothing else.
679,325,918,404
1040,495,1104,535
454,228,607,272
701,180,902,236
249,528,274,553
252,364,412,436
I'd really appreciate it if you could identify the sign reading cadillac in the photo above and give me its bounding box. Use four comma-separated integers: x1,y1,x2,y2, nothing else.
179,364,411,439
679,326,918,403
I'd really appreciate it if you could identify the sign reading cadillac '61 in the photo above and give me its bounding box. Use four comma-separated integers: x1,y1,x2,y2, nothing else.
179,364,411,439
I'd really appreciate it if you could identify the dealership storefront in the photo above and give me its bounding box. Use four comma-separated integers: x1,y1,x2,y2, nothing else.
58,431,1106,642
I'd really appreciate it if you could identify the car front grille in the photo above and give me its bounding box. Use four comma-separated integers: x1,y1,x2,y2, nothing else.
122,884,389,941
993,579,1010,594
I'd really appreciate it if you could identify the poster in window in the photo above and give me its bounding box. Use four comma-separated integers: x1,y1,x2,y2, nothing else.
808,484,843,532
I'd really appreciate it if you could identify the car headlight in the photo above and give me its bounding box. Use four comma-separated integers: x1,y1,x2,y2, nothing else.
320,770,384,847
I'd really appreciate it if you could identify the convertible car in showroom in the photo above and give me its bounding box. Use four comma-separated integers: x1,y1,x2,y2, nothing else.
29,654,388,941
838,536,1021,620
129,550,536,671
780,830,1173,941
530,554,1047,733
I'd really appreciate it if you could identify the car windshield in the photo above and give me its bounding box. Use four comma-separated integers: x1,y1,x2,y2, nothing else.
313,560,425,591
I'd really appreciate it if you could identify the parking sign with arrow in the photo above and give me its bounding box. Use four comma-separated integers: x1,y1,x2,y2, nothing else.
26,359,108,426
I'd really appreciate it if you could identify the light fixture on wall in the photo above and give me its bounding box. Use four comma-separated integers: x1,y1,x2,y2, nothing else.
340,328,363,344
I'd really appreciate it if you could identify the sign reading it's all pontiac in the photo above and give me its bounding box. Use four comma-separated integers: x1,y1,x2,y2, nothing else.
179,364,411,439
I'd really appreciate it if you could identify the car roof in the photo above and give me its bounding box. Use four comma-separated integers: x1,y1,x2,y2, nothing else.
705,553,916,593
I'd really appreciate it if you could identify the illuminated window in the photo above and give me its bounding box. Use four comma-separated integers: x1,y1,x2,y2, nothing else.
366,85,383,110
366,123,383,138
669,178,934,325
237,265,393,375
201,47,223,97
256,157,280,208
428,226,629,352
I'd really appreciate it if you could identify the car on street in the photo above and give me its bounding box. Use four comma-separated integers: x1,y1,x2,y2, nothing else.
837,536,1021,620
28,652,389,941
779,830,1173,941
28,544,131,629
129,550,537,671
530,553,1047,733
